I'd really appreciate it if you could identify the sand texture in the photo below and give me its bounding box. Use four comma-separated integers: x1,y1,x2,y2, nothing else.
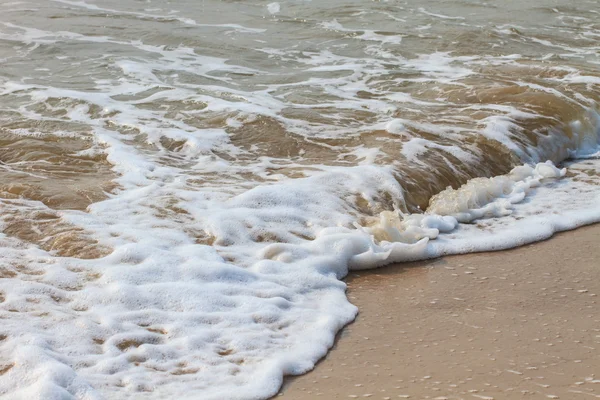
279,224,600,399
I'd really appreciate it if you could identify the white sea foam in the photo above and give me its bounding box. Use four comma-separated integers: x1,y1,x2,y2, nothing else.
2,153,599,399
417,7,465,20
267,2,280,15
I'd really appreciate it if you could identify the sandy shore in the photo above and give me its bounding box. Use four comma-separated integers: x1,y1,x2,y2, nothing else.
278,224,600,400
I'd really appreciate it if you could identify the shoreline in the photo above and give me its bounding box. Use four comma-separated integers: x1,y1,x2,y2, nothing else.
277,223,600,399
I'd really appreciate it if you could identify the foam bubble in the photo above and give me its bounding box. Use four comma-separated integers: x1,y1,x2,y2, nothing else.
267,2,280,15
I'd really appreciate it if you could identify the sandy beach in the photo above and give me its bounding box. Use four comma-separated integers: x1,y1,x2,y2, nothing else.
278,224,600,400
2,1,600,398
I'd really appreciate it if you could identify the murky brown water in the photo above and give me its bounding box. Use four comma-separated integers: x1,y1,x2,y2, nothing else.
2,1,598,235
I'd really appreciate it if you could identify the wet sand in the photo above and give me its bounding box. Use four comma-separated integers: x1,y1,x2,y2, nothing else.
278,224,600,400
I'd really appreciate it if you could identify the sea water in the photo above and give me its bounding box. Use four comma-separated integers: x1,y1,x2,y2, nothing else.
0,0,599,398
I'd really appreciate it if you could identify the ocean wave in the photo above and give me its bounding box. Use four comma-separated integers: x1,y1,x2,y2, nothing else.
1,0,599,398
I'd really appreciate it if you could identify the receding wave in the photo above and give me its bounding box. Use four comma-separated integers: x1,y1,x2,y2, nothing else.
0,0,599,399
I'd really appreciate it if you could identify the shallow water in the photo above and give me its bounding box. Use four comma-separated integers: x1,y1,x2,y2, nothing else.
0,0,599,399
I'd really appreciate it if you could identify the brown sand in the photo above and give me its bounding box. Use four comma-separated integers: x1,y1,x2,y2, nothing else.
278,224,600,400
